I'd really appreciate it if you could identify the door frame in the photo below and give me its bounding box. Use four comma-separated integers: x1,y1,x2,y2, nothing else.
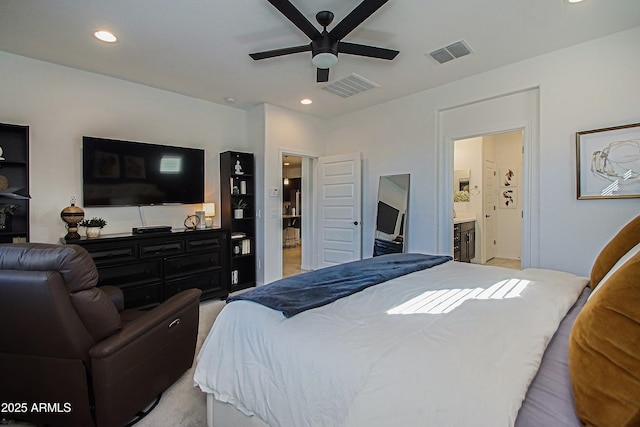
441,122,534,268
279,148,318,275
437,88,539,269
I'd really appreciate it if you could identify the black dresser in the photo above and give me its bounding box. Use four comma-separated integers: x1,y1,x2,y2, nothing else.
66,228,230,309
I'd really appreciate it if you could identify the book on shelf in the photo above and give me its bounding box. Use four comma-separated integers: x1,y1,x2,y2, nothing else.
232,238,251,255
241,238,251,255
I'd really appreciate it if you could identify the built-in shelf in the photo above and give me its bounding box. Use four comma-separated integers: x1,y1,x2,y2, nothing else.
0,123,30,243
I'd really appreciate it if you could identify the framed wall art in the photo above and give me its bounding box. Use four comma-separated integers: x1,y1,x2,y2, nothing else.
500,168,517,187
576,122,640,199
500,188,517,209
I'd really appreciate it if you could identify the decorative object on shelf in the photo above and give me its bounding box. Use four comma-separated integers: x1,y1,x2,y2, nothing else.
60,196,85,240
0,146,4,160
232,199,248,219
0,175,8,190
231,269,239,285
0,204,18,231
240,181,247,195
577,122,640,199
184,214,200,230
196,210,206,230
203,203,216,228
79,217,107,238
234,160,244,175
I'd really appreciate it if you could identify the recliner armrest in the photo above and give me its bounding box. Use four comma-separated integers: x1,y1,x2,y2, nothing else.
89,288,201,359
88,288,202,427
100,285,124,312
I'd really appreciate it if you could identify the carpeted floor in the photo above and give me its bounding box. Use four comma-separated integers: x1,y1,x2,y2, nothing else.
135,298,226,427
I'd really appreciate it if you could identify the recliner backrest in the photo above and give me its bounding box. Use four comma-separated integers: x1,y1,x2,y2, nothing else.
0,244,122,356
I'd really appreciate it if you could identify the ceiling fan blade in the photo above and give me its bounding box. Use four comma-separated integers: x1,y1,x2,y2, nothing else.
329,0,389,41
338,41,398,60
266,0,322,40
250,44,311,60
317,68,329,83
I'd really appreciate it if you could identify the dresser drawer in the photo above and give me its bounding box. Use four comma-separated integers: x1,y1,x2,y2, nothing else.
121,282,162,309
165,271,224,299
95,260,162,287
140,241,184,258
164,252,221,278
84,243,137,266
186,235,223,252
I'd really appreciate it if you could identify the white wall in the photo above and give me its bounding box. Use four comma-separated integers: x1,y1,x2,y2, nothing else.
259,104,327,285
326,27,640,277
3,26,640,278
0,52,248,244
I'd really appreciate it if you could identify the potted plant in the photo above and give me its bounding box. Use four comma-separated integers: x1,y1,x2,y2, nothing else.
0,204,19,231
79,217,107,237
232,199,248,219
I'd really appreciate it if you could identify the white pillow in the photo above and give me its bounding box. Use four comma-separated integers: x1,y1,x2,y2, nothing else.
588,241,640,301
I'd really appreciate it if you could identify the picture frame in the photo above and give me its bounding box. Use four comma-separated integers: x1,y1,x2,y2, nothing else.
500,168,517,188
500,188,517,209
576,123,640,199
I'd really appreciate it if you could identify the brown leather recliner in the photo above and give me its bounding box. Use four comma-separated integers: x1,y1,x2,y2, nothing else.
0,243,202,427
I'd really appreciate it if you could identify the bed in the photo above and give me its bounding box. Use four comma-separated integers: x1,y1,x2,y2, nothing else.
194,215,640,427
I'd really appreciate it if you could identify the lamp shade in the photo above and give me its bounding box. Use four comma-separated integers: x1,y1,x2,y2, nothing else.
203,203,215,217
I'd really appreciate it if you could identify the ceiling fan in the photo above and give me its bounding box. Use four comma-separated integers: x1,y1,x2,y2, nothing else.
250,0,399,83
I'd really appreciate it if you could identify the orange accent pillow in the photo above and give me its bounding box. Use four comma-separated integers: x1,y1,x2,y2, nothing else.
569,251,640,426
590,215,640,289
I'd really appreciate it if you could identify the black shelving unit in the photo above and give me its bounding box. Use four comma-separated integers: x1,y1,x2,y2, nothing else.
0,123,30,244
220,151,256,291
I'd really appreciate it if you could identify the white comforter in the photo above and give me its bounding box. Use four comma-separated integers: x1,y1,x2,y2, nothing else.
194,261,587,427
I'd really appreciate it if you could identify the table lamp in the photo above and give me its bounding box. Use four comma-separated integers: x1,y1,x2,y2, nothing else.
203,203,215,228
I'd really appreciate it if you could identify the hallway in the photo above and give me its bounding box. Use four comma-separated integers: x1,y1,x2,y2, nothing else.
283,245,305,278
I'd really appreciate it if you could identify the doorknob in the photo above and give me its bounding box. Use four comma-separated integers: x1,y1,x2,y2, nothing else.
353,221,359,225
485,214,491,218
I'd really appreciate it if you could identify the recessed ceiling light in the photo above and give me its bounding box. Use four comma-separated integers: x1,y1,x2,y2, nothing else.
225,97,237,104
300,98,312,105
565,0,585,3
94,30,117,43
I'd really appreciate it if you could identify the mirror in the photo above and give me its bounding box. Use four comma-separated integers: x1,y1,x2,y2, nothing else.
453,169,470,202
373,174,410,256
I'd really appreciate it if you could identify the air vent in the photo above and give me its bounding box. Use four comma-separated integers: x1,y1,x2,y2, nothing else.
429,40,473,64
320,73,380,98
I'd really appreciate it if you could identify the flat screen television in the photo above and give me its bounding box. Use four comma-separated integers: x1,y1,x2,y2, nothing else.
376,201,399,234
82,136,205,207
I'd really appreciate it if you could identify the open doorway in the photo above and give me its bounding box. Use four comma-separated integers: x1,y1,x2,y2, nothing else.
453,130,523,269
282,154,305,278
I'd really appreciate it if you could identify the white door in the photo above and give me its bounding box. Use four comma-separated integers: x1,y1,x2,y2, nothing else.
483,159,497,262
316,152,362,268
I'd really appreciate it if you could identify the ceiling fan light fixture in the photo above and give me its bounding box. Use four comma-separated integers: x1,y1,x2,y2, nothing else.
312,52,338,69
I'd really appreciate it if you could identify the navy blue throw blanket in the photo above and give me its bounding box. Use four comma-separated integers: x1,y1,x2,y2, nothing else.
227,253,452,317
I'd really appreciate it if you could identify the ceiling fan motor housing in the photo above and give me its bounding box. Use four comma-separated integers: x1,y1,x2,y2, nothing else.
250,0,399,82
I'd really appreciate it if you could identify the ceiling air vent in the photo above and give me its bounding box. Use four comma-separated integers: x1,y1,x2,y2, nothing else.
429,40,473,64
320,73,380,99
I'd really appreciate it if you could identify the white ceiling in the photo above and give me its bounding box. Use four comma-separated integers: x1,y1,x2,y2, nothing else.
1,0,638,119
